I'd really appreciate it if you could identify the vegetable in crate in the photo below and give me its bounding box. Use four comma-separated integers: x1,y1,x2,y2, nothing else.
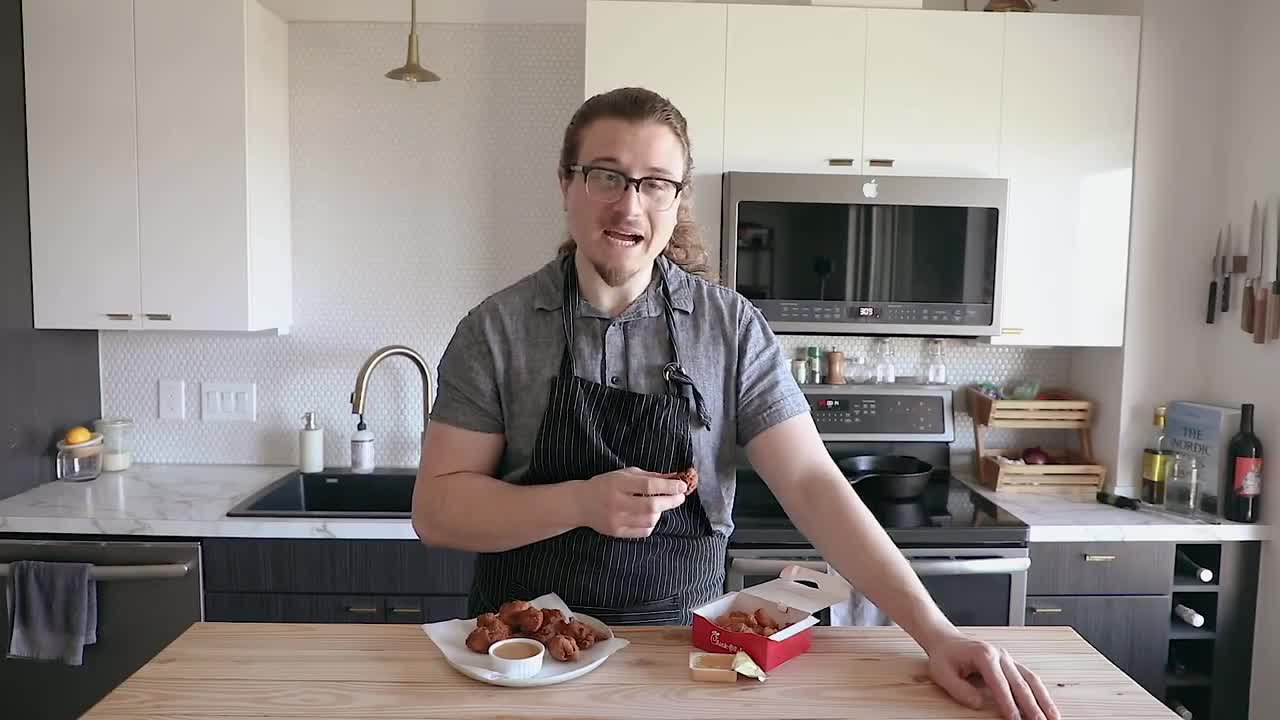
1021,447,1050,465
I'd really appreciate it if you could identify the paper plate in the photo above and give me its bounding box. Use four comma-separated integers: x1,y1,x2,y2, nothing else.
440,613,620,688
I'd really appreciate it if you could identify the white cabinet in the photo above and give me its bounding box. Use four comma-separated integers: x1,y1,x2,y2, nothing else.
24,0,291,332
862,10,1005,178
723,5,867,175
584,1,727,269
992,14,1140,347
24,0,143,330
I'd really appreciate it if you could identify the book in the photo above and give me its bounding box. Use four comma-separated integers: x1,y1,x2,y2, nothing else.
1165,401,1241,517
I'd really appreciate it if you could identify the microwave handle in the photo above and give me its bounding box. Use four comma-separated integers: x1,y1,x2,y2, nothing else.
909,558,1030,577
728,558,828,575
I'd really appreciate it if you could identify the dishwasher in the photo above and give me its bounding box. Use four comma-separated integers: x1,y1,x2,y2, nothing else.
0,539,203,720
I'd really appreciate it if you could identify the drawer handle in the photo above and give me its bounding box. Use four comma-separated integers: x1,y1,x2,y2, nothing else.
868,158,895,168
1084,554,1118,563
1030,607,1063,614
1002,327,1025,335
390,607,422,614
145,313,173,321
827,158,856,167
105,313,135,321
345,606,379,614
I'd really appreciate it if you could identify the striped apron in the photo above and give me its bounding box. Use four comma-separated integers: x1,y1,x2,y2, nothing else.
469,259,727,625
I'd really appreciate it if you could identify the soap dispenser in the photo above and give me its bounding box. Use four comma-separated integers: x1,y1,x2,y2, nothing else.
299,412,324,473
351,418,375,474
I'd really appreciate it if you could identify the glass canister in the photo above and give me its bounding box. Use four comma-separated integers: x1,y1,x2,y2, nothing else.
94,417,135,472
1164,452,1202,515
56,434,104,482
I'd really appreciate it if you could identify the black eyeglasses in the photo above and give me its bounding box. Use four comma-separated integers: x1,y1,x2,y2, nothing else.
566,164,685,211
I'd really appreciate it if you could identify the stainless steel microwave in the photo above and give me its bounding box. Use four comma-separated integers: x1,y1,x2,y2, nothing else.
721,172,1008,337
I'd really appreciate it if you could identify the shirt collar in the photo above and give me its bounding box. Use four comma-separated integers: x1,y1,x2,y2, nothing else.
532,254,695,315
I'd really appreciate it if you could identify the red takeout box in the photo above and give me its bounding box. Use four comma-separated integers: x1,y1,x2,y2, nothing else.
691,565,851,671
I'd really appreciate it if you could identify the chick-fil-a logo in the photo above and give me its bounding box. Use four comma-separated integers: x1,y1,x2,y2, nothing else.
708,631,740,653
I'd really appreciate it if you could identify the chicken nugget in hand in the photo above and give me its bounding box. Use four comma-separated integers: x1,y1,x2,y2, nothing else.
675,467,699,495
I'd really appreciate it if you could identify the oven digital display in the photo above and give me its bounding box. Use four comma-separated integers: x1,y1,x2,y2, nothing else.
813,398,846,411
855,306,878,319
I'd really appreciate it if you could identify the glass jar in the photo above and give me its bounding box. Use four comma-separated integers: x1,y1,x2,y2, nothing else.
1164,452,1201,515
871,339,896,384
94,417,135,472
56,434,104,482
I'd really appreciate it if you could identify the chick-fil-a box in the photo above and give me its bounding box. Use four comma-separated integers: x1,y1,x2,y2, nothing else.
690,565,851,671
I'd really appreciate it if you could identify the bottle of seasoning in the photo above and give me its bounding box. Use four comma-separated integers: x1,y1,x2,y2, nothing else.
824,347,845,385
806,346,822,384
1141,406,1171,505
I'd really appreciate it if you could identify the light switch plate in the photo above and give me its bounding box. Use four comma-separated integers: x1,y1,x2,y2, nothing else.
201,382,257,422
158,379,186,419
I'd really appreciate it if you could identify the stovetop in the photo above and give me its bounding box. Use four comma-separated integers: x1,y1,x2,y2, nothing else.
729,469,1029,548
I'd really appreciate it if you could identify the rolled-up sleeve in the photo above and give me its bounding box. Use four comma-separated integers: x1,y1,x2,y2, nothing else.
735,305,809,445
431,311,505,434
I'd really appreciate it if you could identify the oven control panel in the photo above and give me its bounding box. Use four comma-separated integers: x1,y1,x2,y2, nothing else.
804,387,953,442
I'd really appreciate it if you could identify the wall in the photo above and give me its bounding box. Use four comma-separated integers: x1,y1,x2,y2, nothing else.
99,21,1069,466
0,0,101,499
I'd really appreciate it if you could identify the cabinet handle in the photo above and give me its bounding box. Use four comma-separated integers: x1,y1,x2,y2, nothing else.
827,158,856,167
145,313,173,321
1001,327,1024,335
1084,554,1117,562
868,158,895,168
345,606,379,614
105,313,135,321
390,607,422,615
1030,607,1063,614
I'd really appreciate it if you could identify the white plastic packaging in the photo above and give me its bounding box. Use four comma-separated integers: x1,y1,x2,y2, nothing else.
300,412,324,473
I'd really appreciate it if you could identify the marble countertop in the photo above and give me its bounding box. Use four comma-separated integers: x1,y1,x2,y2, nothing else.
0,465,418,539
0,464,1269,543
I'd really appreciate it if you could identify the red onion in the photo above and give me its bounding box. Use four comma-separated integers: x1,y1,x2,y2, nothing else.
1022,447,1050,465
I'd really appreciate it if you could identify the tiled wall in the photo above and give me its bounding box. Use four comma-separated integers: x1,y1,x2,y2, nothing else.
100,22,1070,466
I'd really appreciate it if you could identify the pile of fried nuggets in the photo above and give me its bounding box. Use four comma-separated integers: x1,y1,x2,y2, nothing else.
712,608,791,637
466,600,604,662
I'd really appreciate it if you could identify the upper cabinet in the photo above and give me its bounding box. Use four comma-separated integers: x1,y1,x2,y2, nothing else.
992,14,1140,347
723,5,867,175
584,1,727,270
862,10,1004,178
24,0,292,332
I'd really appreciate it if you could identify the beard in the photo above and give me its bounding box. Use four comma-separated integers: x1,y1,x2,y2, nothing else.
591,258,642,288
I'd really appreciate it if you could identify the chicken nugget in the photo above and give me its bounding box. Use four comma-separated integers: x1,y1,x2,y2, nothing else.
466,626,501,653
675,467,699,495
497,599,531,626
725,622,751,634
754,608,778,630
540,608,565,627
546,634,579,662
475,613,506,632
512,606,544,634
561,620,596,650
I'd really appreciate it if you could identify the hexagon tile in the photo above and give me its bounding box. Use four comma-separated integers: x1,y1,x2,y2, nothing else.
99,22,1070,466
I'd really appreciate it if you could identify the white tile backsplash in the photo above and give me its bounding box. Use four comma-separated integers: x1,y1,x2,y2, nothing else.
100,22,1070,466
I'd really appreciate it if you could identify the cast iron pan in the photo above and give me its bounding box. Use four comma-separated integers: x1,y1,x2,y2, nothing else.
836,455,934,500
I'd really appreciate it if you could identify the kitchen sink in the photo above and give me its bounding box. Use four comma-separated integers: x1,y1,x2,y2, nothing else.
226,469,417,518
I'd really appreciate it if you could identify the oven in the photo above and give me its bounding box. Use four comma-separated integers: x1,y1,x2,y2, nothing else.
722,172,1008,337
726,546,1029,627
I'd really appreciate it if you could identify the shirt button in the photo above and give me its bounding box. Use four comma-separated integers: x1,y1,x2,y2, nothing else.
610,376,622,386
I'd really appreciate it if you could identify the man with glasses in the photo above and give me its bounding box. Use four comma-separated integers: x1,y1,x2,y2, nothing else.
414,87,1057,720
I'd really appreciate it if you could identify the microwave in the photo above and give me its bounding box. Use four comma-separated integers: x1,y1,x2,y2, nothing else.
721,172,1008,337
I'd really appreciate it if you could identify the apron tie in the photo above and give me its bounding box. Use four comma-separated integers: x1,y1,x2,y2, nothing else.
664,362,712,430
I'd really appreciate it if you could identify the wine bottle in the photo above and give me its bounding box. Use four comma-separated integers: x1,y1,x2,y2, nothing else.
1225,403,1263,523
1175,550,1214,583
1173,604,1205,628
1170,702,1194,720
1142,406,1171,504
1167,648,1190,676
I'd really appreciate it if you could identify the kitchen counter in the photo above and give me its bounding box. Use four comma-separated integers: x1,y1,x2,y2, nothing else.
0,463,1268,543
0,465,418,539
954,472,1271,543
83,623,1175,719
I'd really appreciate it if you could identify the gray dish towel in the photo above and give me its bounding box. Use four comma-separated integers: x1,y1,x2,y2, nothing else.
6,560,98,665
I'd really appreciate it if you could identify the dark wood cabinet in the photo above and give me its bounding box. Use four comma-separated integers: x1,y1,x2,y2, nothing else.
202,539,475,625
1026,594,1170,696
1028,542,1173,596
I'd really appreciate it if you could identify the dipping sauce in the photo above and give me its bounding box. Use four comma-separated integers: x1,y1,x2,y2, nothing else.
493,641,542,660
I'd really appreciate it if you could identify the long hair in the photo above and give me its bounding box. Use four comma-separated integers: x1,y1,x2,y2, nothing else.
556,87,713,278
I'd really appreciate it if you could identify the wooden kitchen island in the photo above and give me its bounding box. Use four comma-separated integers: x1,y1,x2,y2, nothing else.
84,623,1176,719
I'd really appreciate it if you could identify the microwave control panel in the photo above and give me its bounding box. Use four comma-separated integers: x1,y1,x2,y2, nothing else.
760,301,992,326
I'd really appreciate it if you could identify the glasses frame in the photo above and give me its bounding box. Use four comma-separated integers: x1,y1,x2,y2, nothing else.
565,164,686,211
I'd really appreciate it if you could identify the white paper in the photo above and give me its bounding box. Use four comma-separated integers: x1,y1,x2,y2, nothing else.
420,593,630,683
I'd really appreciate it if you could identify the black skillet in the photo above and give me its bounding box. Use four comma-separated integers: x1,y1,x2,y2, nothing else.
835,455,934,501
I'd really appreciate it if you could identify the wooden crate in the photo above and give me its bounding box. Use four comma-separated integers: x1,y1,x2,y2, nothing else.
977,448,1106,493
968,388,1093,429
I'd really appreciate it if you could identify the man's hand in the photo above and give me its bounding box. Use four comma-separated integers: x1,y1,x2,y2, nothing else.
926,633,1059,720
578,467,686,538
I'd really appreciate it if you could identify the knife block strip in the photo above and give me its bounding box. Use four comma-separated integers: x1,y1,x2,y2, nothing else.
1232,255,1249,273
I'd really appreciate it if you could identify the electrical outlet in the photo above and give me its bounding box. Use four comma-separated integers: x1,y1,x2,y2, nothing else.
201,382,257,421
158,379,186,419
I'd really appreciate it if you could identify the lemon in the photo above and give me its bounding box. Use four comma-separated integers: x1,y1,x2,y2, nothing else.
64,426,92,445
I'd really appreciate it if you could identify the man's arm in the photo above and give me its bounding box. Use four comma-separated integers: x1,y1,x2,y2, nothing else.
413,422,687,552
744,414,957,651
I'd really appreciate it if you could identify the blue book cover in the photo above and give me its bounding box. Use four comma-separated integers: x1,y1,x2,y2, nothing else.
1165,401,1239,516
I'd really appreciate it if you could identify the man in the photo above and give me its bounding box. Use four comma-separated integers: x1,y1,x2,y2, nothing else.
414,87,1057,720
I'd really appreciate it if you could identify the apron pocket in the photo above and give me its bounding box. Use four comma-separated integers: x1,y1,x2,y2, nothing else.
574,594,683,626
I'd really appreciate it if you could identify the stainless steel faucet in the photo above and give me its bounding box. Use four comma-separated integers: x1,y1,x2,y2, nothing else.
350,345,433,430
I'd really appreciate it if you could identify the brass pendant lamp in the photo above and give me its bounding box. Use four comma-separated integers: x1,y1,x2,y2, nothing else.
385,0,440,84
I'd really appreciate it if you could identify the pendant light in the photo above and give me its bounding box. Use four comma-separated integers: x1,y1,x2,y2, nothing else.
385,0,440,84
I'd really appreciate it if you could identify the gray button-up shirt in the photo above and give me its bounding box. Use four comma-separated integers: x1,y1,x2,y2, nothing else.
430,254,809,536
